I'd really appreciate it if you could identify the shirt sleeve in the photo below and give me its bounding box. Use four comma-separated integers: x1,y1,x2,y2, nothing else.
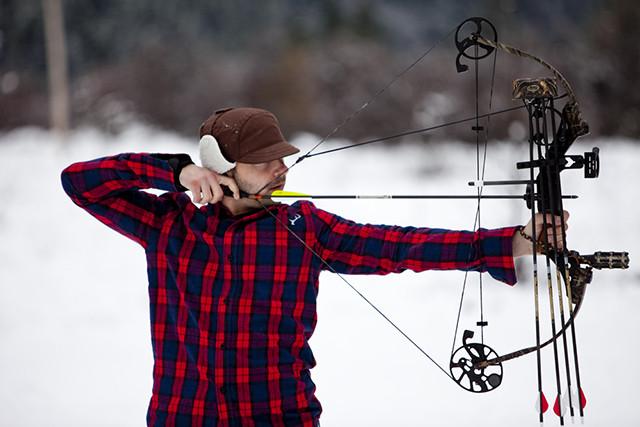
309,205,519,285
60,152,192,249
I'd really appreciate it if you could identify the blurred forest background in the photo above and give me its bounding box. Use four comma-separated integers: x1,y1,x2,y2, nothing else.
1,0,639,142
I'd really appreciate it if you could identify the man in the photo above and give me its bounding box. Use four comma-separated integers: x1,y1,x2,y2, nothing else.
61,107,566,426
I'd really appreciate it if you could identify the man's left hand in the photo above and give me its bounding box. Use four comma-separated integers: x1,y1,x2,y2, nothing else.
513,211,570,257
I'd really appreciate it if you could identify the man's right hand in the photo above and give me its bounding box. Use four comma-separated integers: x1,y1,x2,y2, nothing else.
179,164,240,204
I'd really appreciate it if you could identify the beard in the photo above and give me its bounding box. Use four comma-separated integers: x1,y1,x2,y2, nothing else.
232,173,285,205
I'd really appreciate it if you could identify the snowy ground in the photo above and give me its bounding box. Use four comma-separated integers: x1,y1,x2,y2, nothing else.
0,125,638,427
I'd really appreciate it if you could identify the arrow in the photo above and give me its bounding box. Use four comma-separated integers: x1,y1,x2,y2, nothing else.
250,190,579,201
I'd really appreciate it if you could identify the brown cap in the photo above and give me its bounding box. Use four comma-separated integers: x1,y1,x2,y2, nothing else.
199,107,299,164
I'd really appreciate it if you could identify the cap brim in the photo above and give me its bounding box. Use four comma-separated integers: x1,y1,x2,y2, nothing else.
238,140,300,163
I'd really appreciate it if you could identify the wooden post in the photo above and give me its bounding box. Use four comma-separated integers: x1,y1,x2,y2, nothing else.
42,0,70,135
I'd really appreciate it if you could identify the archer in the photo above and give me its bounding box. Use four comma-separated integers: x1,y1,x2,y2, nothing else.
61,107,567,427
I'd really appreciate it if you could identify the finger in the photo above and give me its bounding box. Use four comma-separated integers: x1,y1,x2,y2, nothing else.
210,182,224,204
549,211,569,227
200,180,213,204
552,212,569,228
540,213,563,226
535,214,568,238
546,229,561,244
218,175,240,199
204,175,224,204
552,229,566,247
190,185,202,203
549,224,565,233
545,225,565,237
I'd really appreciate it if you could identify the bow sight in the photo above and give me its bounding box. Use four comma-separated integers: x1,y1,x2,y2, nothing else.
449,16,629,425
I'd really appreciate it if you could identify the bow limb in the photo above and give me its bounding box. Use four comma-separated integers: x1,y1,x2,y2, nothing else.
475,35,577,103
475,275,585,369
475,34,590,144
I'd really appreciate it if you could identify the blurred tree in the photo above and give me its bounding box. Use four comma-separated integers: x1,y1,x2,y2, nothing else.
42,0,70,134
321,0,343,36
0,0,637,141
585,0,640,137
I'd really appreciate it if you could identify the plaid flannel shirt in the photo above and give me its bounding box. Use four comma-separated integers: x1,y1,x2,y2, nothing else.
61,153,518,427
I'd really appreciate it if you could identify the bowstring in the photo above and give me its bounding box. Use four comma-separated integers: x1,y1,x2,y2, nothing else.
450,36,498,356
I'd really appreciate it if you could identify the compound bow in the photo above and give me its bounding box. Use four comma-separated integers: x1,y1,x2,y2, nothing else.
447,18,628,425
252,16,629,425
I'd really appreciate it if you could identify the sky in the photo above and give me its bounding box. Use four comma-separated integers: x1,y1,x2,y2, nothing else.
0,126,638,426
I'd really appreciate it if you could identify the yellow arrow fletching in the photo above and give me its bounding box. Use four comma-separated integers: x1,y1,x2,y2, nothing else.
269,190,311,198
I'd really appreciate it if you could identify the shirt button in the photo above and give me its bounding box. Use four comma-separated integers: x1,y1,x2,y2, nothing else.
227,254,233,262
220,386,226,394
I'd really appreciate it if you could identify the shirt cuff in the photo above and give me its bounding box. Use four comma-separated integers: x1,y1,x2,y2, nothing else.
479,226,520,286
150,153,194,192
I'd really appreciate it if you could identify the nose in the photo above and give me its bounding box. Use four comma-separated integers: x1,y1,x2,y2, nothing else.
273,159,287,178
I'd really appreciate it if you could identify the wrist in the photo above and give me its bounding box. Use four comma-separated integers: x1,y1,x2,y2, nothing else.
178,164,199,189
512,226,531,257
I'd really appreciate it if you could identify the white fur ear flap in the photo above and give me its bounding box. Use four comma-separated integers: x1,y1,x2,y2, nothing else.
199,135,236,173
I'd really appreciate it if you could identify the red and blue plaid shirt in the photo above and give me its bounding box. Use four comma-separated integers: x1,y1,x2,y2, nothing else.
61,153,518,426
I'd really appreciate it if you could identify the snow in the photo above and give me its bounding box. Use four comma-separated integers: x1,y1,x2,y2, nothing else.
0,125,637,427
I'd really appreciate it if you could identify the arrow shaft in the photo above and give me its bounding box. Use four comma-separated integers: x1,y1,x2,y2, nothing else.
253,194,578,200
